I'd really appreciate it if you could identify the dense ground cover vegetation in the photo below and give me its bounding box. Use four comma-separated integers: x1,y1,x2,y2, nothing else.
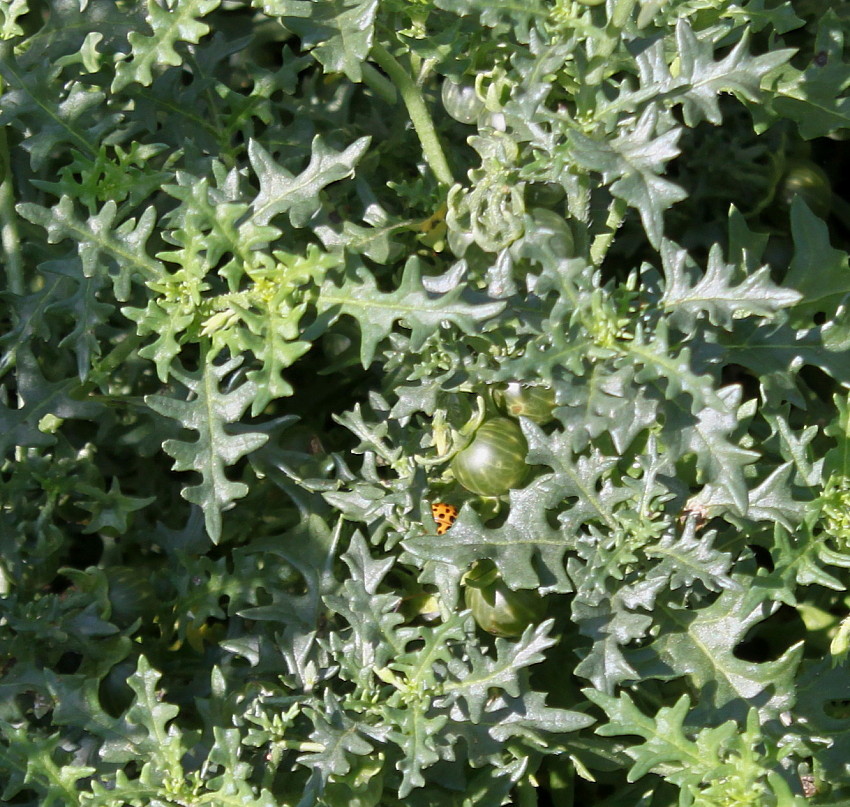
3,0,850,804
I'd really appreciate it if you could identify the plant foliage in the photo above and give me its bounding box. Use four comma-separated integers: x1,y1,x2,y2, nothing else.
2,0,850,805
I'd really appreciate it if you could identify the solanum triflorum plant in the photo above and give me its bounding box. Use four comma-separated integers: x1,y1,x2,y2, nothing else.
2,1,850,805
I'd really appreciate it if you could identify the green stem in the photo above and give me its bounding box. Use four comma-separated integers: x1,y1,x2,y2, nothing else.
370,43,454,188
1,70,26,464
515,775,538,807
590,196,627,265
545,756,575,807
361,62,398,105
0,79,24,296
76,332,144,396
259,740,325,792
284,740,324,753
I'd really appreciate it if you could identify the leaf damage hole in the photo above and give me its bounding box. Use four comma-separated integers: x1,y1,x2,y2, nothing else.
798,364,835,404
56,651,83,674
733,603,805,663
720,363,759,401
748,543,773,571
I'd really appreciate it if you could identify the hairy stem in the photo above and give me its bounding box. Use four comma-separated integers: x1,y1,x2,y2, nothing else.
370,43,454,188
361,62,398,105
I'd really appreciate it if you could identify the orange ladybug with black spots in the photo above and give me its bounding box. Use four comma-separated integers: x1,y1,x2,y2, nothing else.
430,502,458,535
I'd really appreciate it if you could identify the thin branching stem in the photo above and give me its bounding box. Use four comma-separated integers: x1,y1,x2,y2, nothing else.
370,43,455,188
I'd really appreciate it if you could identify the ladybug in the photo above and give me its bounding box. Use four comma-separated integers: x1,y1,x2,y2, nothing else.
430,502,458,535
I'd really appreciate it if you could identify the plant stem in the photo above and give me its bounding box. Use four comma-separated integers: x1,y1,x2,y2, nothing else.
590,196,627,265
545,756,575,807
515,775,538,807
1,70,26,466
259,740,325,792
0,78,24,296
361,62,398,105
260,744,283,793
370,43,454,188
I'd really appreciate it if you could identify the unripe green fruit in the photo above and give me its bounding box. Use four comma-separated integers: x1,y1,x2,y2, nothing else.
464,560,546,638
451,418,528,496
